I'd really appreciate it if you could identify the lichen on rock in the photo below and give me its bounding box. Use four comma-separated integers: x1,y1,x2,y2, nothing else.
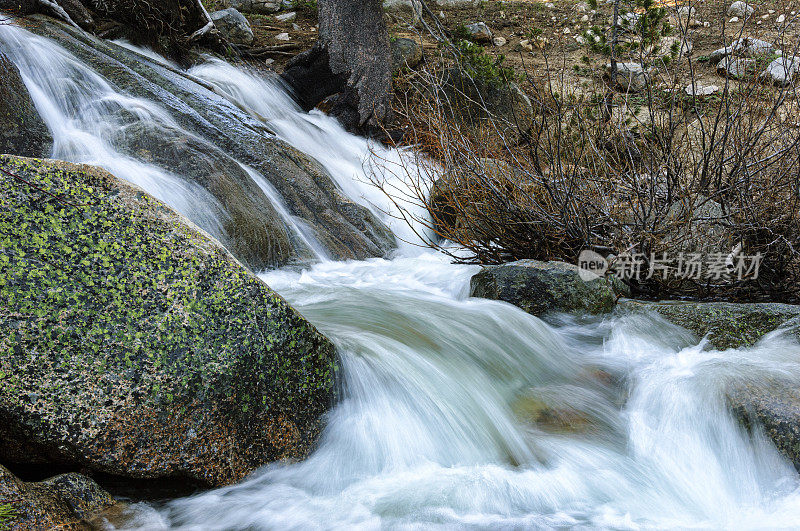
0,155,337,487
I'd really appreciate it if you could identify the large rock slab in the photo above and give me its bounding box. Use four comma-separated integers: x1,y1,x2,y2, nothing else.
470,260,620,316
618,300,800,350
0,464,115,529
0,156,337,486
0,53,52,158
18,16,395,269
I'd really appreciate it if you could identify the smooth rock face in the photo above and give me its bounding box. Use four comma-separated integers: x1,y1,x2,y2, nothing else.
470,260,619,316
439,68,534,143
0,464,114,529
728,1,754,18
211,8,255,45
0,156,337,486
25,16,395,267
229,0,281,14
391,37,423,71
0,53,52,158
618,300,800,350
607,62,648,92
762,56,800,86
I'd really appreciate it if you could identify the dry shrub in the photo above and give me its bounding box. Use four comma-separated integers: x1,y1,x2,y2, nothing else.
381,3,800,302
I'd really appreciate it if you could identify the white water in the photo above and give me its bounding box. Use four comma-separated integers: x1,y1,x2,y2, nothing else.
4,20,800,531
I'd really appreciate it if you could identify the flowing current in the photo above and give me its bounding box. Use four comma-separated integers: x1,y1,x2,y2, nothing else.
3,20,800,530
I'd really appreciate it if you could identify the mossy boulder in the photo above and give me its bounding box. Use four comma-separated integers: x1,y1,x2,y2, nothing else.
0,53,52,158
618,300,800,350
470,260,621,316
0,155,336,486
0,464,115,529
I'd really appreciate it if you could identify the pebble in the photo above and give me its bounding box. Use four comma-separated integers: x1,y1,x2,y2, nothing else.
581,14,589,22
777,14,786,23
275,32,290,40
492,36,507,47
275,11,296,22
730,16,739,23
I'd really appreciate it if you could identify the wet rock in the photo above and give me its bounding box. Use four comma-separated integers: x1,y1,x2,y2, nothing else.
464,22,492,43
762,56,800,86
0,53,52,158
618,301,800,350
391,37,423,71
211,8,254,46
607,62,648,92
729,380,800,472
112,121,295,271
470,260,620,316
0,155,337,486
0,464,115,529
439,68,534,143
229,0,281,14
728,1,754,18
717,56,757,79
25,16,395,266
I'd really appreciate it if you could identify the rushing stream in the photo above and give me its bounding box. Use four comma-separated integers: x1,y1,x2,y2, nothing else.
3,17,800,530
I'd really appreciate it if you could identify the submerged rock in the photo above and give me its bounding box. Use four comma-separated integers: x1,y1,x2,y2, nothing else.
618,300,800,350
470,260,621,316
0,464,115,529
0,53,52,158
0,156,337,486
730,380,800,472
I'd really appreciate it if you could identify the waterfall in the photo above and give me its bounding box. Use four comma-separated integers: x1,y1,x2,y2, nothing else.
3,17,800,531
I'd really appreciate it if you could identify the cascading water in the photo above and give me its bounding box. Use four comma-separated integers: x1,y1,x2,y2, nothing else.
3,17,800,530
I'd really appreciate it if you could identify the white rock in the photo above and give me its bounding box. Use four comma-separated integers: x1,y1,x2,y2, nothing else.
292,23,300,31
777,14,786,23
575,35,586,45
563,27,571,34
685,83,720,96
769,9,775,14
275,11,296,21
492,36,507,47
729,16,739,23
760,14,769,20
727,1,754,18
762,56,800,86
275,32,290,40
607,62,649,92
581,14,589,22
546,2,555,8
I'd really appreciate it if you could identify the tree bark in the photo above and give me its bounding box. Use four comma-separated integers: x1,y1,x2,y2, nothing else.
281,0,391,136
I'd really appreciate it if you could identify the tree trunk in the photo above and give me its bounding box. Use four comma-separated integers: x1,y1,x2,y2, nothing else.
281,0,391,136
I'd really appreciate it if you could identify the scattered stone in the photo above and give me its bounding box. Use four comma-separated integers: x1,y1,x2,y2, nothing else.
717,56,757,79
733,37,774,57
0,156,337,487
575,35,586,45
0,53,52,157
708,46,733,63
777,14,786,24
546,2,555,8
762,56,800,86
563,27,571,35
607,62,649,93
275,11,296,21
210,8,254,46
291,23,300,31
581,14,589,22
729,16,739,23
275,32,290,40
685,83,720,96
728,1,754,18
464,22,492,42
492,36,507,47
470,260,621,316
391,37,423,71
228,0,281,14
